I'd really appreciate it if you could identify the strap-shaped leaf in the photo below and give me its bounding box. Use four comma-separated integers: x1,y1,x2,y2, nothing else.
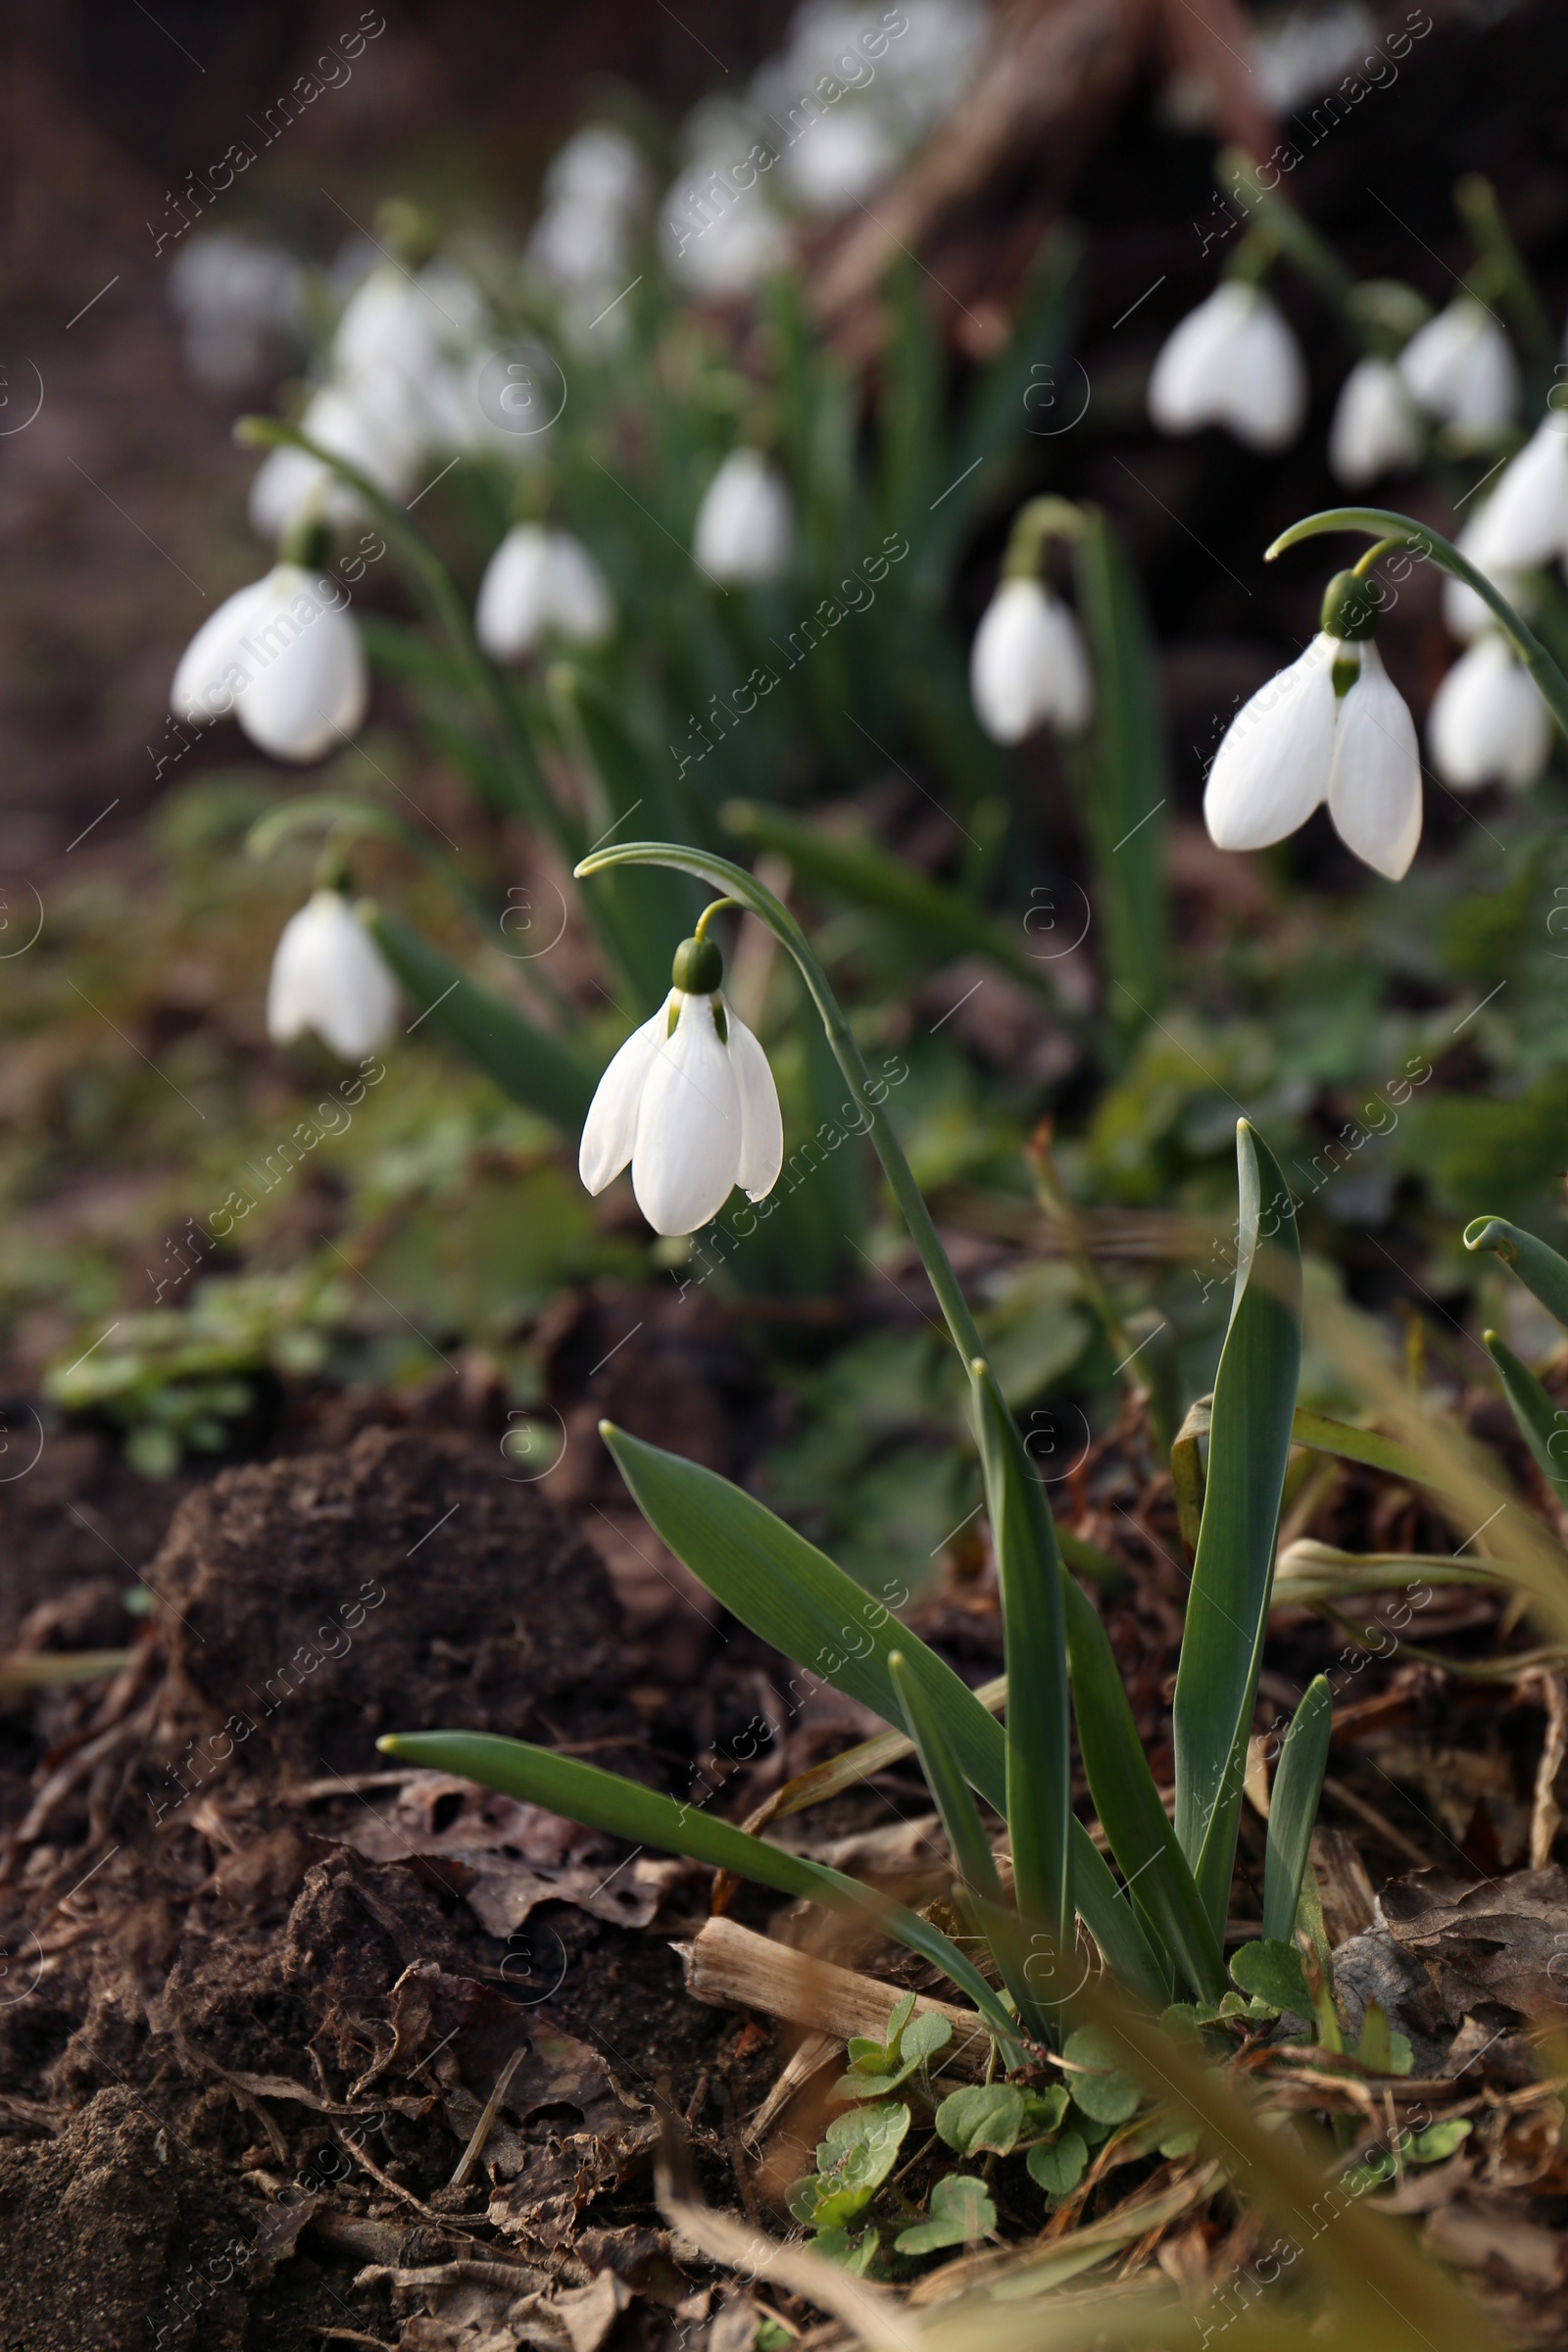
970,1359,1070,1954
601,1422,1165,1995
1262,1675,1333,1943
377,1730,1023,2054
1061,1576,1224,2002
1482,1331,1568,1493
1468,1215,1568,1335
367,909,595,1132
1173,1121,1301,1939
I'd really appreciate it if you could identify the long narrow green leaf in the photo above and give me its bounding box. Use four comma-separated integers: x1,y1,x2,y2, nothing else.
970,1359,1070,1956
1466,1214,1568,1333
1262,1675,1333,1943
367,908,595,1131
718,800,1072,1006
1482,1330,1568,1492
1061,1576,1224,2001
377,1730,1022,2053
1174,1122,1302,1940
1066,510,1170,1022
599,1421,1163,1995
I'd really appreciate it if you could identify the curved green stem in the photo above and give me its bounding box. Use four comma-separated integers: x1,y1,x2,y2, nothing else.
1267,505,1568,737
576,841,983,1363
235,416,568,852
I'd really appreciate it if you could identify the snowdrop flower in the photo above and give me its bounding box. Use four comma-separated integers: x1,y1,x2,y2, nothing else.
529,125,649,291
1428,633,1550,791
1456,412,1568,574
1442,507,1534,643
1148,282,1307,453
172,556,368,763
475,525,615,661
970,576,1092,743
1329,357,1424,487
1204,571,1422,880
1396,298,1517,431
579,926,782,1237
268,889,399,1059
168,232,303,390
249,382,421,540
693,450,794,583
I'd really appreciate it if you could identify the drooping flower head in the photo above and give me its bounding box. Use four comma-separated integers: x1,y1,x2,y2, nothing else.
1429,632,1551,792
693,450,794,584
578,917,782,1237
1204,568,1422,880
172,515,368,764
475,523,615,662
1148,280,1307,454
268,887,399,1059
968,498,1094,746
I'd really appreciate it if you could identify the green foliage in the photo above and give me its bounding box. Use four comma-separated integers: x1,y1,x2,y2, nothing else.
894,2173,995,2255
788,2100,909,2232
1229,1938,1313,2018
831,1992,952,2102
1061,2027,1142,2125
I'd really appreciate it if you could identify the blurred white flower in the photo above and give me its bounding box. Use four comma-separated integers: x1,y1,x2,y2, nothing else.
1252,2,1377,111
1205,610,1422,880
1148,282,1307,453
693,450,794,582
1397,298,1517,430
529,124,650,293
1443,506,1534,643
168,231,303,390
1456,412,1568,574
579,937,783,1237
475,525,615,660
172,563,368,763
969,577,1093,744
1428,633,1550,791
268,890,399,1059
777,105,897,211
249,382,421,541
1328,358,1424,487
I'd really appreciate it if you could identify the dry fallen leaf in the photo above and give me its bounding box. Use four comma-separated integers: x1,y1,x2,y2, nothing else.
1378,1867,1568,2023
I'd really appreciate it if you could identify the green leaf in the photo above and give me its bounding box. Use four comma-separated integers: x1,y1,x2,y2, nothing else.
887,1652,1006,1914
832,2005,952,2100
1263,1675,1333,1943
1408,2119,1472,2164
1066,509,1169,1022
1174,1122,1302,1941
376,1732,1020,2047
365,909,595,1132
935,2083,1027,2158
1026,2129,1087,2198
1465,1214,1568,1332
1229,1938,1312,2018
1061,1574,1225,2003
1020,2086,1069,2137
811,2101,909,2227
970,1359,1071,1966
901,2011,953,2067
1482,1330,1568,1492
598,1421,1164,2006
1063,2027,1142,2125
894,2173,995,2255
1353,2002,1412,2077
810,2227,880,2274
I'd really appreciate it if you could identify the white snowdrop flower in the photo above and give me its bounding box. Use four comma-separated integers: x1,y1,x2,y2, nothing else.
168,232,304,390
663,177,792,297
267,889,399,1060
248,382,421,540
172,560,368,763
693,450,794,583
1457,412,1568,574
1204,572,1422,880
1428,633,1550,791
1148,282,1307,453
529,125,649,292
778,106,897,212
1329,357,1425,487
1396,298,1517,430
475,525,615,661
969,576,1093,744
579,929,783,1238
1442,509,1534,643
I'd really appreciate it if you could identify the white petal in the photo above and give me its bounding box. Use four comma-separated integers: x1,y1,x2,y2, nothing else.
475,526,554,661
969,579,1092,743
1203,634,1339,852
1149,286,1249,434
1213,293,1307,452
1428,635,1551,791
1463,416,1568,574
267,891,399,1058
693,451,794,582
578,1002,668,1194
545,532,615,644
631,994,742,1236
234,568,368,762
172,577,272,722
1326,644,1423,879
726,1004,783,1200
1328,359,1424,487
1397,300,1517,430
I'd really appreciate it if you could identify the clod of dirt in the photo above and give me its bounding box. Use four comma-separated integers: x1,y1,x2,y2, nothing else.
148,1425,627,1780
